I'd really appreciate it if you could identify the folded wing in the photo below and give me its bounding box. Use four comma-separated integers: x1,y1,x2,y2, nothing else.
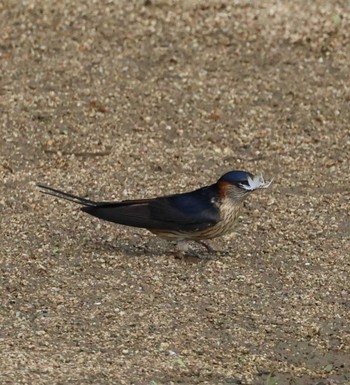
82,185,221,232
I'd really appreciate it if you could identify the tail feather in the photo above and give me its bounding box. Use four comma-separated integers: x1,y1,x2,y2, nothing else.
37,184,96,207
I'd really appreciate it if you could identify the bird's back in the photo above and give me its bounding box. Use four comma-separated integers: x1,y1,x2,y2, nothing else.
82,184,222,233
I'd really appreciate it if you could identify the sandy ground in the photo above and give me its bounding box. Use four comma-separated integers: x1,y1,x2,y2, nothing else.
1,1,350,384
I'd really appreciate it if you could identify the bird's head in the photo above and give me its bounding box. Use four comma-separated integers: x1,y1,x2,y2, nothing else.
217,170,272,200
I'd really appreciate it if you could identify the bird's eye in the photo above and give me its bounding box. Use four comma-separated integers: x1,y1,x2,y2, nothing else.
237,180,252,191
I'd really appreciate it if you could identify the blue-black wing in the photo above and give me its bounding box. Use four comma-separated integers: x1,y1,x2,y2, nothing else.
82,185,221,231
37,184,221,231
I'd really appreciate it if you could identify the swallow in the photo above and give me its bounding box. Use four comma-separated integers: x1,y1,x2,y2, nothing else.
37,170,272,255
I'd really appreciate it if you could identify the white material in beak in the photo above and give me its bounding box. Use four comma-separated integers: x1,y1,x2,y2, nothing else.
239,175,273,191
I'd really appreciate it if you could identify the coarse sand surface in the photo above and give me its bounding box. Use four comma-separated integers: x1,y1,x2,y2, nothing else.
1,1,349,384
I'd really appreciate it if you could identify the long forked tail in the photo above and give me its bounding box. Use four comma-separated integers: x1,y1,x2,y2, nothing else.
37,184,97,207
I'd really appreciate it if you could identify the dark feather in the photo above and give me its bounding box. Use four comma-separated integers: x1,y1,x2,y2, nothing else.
37,184,96,206
38,183,221,231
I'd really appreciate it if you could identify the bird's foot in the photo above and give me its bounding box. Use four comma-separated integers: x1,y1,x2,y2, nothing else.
174,240,215,260
186,249,214,260
194,240,217,254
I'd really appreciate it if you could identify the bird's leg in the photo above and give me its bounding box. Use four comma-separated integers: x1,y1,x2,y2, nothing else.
175,240,212,260
174,240,190,259
195,240,216,253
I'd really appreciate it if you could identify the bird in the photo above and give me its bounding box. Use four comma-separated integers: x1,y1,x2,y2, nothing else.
37,170,272,256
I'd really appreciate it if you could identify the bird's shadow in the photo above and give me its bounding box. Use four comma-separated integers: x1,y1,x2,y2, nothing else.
87,236,219,263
